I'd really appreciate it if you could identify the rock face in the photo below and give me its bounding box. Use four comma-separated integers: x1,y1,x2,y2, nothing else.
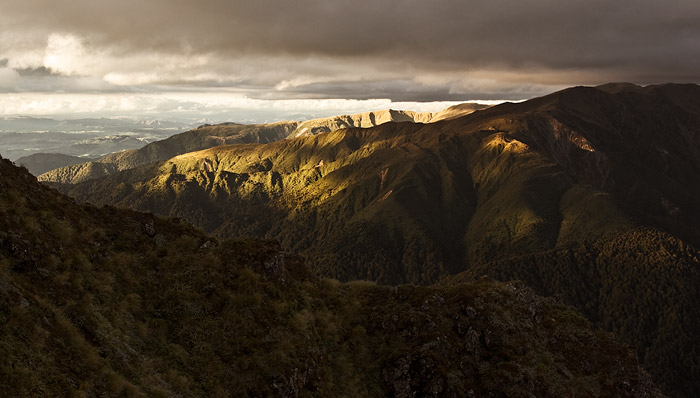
0,156,661,397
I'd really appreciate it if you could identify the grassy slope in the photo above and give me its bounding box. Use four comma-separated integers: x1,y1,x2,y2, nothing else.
38,122,298,184
36,104,489,185
0,157,661,397
55,85,700,284
53,121,604,283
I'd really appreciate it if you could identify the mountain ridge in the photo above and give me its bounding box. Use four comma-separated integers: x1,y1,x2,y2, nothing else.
37,103,489,184
46,83,700,396
16,153,96,176
290,103,488,138
53,84,700,272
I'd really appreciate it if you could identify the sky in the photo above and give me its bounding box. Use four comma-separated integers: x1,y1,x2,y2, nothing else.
1,0,699,123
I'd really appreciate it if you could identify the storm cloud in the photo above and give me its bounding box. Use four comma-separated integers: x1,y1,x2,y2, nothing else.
1,0,699,103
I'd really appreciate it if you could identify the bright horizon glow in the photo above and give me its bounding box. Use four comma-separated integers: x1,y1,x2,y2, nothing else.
1,0,698,124
0,92,516,124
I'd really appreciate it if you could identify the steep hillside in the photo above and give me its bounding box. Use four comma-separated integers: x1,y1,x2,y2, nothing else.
441,228,700,397
55,84,700,282
16,153,96,176
50,83,700,397
0,156,660,397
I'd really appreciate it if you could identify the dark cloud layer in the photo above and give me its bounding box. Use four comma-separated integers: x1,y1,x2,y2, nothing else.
1,0,699,100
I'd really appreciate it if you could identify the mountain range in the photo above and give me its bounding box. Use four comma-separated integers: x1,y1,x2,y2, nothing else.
49,84,700,279
0,117,197,161
15,83,700,396
37,104,488,184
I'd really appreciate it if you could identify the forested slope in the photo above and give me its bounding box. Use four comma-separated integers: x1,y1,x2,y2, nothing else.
0,156,661,397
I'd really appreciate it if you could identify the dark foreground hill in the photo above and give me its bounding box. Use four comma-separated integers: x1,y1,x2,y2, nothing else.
48,83,700,397
0,156,661,397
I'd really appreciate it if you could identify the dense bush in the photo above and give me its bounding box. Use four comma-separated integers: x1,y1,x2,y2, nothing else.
447,228,700,397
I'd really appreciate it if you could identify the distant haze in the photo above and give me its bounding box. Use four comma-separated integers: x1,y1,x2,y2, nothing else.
0,0,699,120
0,93,496,124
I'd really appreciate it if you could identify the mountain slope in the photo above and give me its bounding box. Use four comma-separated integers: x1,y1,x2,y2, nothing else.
38,121,298,184
54,84,700,281
16,153,96,176
38,103,488,184
0,156,660,397
429,102,494,122
50,83,700,397
441,228,700,397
